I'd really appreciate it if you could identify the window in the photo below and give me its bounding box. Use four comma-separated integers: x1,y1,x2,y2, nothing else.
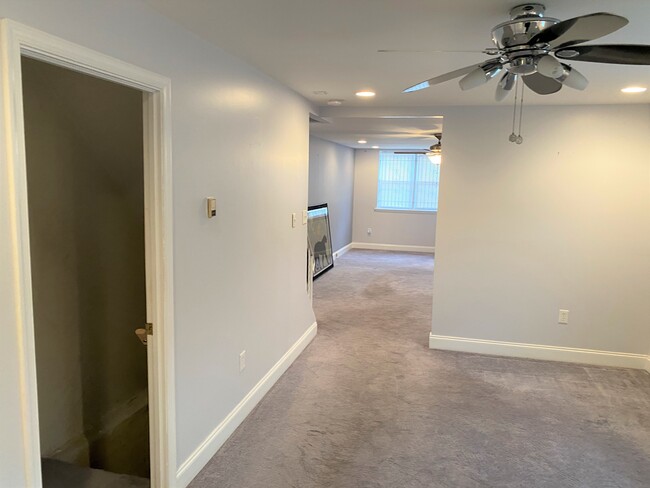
376,151,440,211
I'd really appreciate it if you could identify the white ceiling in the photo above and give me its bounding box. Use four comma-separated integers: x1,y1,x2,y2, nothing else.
146,0,650,148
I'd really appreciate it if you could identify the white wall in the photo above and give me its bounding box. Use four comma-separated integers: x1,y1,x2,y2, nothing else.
352,149,437,248
0,1,315,486
432,104,650,355
308,136,354,252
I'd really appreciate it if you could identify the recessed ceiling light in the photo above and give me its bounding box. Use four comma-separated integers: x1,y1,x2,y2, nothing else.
355,90,376,98
358,139,368,144
621,86,647,93
313,90,328,95
327,99,344,106
371,145,379,149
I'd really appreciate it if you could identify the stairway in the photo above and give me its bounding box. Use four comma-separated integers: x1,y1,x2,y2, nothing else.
41,458,150,488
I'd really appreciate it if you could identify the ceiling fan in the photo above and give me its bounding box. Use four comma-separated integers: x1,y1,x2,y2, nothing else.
395,133,442,157
398,3,650,99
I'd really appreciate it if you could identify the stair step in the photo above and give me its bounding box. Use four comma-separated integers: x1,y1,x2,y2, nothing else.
41,458,150,488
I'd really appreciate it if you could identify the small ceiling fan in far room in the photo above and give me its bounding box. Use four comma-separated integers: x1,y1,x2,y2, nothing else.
395,133,443,163
385,3,650,143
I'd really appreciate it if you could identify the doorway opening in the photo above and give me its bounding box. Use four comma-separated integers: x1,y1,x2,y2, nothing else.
0,19,176,488
22,57,151,486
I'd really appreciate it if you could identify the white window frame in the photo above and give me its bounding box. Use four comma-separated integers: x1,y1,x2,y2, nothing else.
375,151,439,213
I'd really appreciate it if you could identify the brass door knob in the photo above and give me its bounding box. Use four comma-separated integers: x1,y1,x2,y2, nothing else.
135,328,148,346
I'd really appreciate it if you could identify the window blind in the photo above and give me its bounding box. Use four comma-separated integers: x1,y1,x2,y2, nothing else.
377,152,440,211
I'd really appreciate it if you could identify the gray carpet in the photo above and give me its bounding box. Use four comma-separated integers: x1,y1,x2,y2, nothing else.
190,250,650,487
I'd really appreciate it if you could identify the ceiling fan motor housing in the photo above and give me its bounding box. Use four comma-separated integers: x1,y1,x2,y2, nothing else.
492,3,559,50
509,56,537,75
491,17,559,50
490,4,559,76
509,3,546,20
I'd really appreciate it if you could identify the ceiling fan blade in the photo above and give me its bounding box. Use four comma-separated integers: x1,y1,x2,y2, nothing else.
528,13,628,50
379,48,500,55
523,73,563,95
495,72,517,101
394,151,427,154
403,63,482,93
555,44,650,65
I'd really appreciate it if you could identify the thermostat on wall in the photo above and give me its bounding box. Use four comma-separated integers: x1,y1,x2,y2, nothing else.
206,197,216,218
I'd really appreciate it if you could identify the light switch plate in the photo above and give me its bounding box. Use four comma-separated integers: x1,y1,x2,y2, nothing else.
558,309,569,325
302,209,308,225
291,213,297,228
239,350,246,372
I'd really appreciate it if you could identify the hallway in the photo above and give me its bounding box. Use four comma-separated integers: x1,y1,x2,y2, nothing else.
190,250,650,488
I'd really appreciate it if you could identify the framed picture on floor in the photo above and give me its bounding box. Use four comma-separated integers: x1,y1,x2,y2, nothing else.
308,203,334,278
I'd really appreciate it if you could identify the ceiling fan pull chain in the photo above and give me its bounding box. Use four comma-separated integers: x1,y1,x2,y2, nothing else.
509,76,520,143
516,83,525,144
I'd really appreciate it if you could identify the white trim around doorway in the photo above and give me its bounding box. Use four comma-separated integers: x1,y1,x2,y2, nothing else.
0,19,176,488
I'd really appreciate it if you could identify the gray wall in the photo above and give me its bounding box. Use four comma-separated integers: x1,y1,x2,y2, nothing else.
0,2,316,484
22,57,149,476
308,136,354,252
353,149,437,248
432,104,650,354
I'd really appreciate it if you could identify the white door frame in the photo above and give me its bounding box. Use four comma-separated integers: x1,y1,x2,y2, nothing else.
0,19,176,487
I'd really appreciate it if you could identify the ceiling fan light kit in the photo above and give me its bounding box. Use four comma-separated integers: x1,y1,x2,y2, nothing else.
398,3,650,143
536,54,564,78
558,66,589,91
459,62,503,91
495,73,512,101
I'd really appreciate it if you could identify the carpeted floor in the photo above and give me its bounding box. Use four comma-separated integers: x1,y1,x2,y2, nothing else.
190,250,650,487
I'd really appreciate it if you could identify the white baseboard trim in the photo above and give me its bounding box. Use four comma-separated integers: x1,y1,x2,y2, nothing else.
429,333,650,370
351,242,434,254
333,242,353,261
176,322,318,487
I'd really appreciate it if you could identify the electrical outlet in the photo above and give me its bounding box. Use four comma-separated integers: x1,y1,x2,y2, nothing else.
239,350,246,372
367,227,372,235
558,309,569,325
291,213,297,228
302,209,308,225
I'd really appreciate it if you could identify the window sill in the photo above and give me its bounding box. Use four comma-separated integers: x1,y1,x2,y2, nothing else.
374,208,437,214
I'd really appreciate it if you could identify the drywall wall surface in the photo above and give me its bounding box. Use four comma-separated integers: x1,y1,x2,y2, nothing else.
432,104,650,354
308,136,354,252
22,57,148,475
352,149,437,247
0,1,316,483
